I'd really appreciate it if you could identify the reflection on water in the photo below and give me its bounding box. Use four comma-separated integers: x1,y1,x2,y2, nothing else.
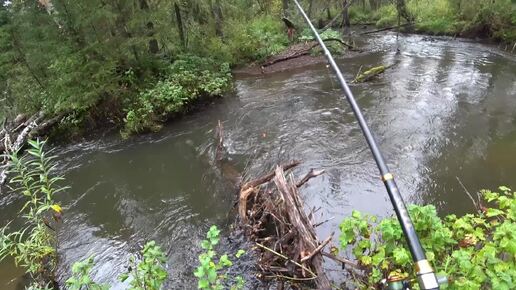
1,33,515,288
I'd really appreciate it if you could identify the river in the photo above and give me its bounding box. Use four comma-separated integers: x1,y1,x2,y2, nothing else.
1,33,515,289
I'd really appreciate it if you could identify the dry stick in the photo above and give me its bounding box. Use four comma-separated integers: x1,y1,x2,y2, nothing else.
264,274,317,281
456,176,479,212
321,251,360,269
300,233,333,263
241,160,300,190
313,216,335,228
296,169,325,188
255,242,317,278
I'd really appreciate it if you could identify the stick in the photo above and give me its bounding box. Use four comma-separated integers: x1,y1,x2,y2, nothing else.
456,176,479,211
241,160,300,190
301,233,333,262
255,242,317,278
296,169,325,188
321,251,360,269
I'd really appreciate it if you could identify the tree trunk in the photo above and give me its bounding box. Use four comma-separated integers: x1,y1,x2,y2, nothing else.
282,0,289,18
210,0,224,37
342,0,350,28
174,2,186,48
139,0,159,53
396,0,414,23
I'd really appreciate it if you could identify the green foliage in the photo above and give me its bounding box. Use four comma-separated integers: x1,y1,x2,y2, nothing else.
198,15,288,64
339,186,516,289
375,4,399,28
67,241,167,290
0,139,64,286
122,56,232,136
194,225,246,290
66,257,109,290
119,241,168,290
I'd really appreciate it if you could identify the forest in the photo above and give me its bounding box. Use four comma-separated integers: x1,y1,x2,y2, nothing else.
0,0,515,290
0,0,515,140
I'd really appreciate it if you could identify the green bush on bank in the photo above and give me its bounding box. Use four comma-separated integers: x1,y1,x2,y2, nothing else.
339,186,516,289
0,140,64,288
122,56,232,137
348,0,516,42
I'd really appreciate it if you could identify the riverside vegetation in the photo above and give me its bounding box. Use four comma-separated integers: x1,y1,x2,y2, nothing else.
0,140,244,289
1,1,514,141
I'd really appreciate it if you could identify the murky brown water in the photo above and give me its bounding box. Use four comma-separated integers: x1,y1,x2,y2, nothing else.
1,33,515,289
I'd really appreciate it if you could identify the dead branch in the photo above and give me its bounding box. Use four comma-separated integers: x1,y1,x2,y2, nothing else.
0,111,67,189
296,169,325,188
321,251,360,269
300,233,333,263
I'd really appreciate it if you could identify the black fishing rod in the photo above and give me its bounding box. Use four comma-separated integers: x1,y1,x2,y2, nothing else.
290,1,440,289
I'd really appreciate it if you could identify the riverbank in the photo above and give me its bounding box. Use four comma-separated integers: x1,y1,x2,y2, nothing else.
348,0,516,44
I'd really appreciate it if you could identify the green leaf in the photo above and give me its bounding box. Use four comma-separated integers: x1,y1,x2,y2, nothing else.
235,249,245,258
486,208,504,217
392,247,411,266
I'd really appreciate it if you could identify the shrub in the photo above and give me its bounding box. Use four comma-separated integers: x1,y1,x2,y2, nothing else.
0,139,65,287
122,56,231,136
194,225,245,290
339,186,516,289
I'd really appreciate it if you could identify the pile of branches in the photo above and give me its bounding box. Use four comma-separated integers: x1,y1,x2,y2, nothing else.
238,162,333,289
0,111,65,188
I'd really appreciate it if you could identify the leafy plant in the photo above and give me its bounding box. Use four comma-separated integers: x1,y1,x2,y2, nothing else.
0,139,65,286
339,186,515,289
66,256,109,290
194,225,246,290
119,241,168,290
122,56,232,137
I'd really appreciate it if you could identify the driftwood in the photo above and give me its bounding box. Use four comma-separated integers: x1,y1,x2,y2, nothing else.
0,111,66,189
239,164,332,289
352,64,397,83
212,123,332,288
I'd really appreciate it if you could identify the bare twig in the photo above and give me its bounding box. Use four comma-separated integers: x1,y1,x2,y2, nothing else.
301,233,333,262
296,169,325,188
321,251,360,269
255,242,317,278
456,176,479,211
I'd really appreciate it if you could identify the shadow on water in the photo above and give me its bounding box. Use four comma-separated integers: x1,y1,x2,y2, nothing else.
1,32,515,288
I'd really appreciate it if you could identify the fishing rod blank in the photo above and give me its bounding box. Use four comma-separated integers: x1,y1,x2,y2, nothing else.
290,0,439,289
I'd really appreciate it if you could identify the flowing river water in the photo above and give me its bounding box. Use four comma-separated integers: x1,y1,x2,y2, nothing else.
1,33,515,289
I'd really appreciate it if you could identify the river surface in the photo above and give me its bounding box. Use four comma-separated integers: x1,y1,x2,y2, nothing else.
1,33,515,289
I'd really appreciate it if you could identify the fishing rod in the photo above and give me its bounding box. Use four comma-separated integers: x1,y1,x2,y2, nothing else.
290,1,441,289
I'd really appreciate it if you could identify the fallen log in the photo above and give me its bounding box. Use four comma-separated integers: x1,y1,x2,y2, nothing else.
0,111,67,189
262,39,355,68
360,23,413,35
352,63,396,83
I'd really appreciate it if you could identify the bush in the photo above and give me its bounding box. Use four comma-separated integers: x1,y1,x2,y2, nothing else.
339,186,516,289
67,240,168,290
122,56,232,136
194,225,245,290
0,139,65,288
375,4,398,27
